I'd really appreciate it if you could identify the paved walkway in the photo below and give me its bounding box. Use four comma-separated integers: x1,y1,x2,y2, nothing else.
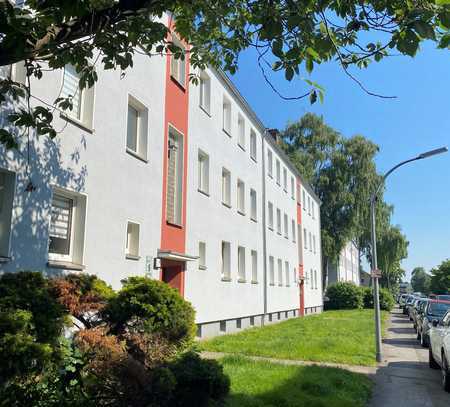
370,307,450,407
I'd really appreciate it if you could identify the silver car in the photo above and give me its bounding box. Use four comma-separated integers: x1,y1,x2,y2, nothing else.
429,310,450,392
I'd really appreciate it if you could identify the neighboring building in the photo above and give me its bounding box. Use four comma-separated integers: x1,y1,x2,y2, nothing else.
328,241,360,286
0,15,322,338
360,270,371,287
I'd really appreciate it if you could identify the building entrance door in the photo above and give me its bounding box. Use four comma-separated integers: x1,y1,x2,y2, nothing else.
161,263,184,296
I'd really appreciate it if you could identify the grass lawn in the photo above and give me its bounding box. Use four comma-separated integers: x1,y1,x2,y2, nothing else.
201,309,388,366
222,356,373,407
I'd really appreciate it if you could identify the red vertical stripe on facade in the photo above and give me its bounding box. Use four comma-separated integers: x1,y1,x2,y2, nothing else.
296,179,305,316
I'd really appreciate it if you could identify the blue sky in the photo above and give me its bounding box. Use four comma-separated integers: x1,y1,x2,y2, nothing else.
229,42,450,281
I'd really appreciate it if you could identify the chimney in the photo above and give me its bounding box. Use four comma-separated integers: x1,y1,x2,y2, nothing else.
267,128,281,144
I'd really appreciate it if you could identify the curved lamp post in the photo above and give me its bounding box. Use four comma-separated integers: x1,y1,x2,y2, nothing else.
371,147,448,363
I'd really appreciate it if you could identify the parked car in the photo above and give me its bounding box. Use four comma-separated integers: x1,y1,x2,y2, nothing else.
408,298,420,321
437,295,450,301
399,293,408,307
429,310,450,392
417,300,450,348
404,295,417,316
412,299,429,331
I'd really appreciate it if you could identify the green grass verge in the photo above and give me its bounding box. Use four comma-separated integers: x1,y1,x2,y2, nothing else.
222,356,373,407
201,309,388,366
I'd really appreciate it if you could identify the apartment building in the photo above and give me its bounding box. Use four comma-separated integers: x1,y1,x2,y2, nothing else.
327,241,360,286
0,15,322,338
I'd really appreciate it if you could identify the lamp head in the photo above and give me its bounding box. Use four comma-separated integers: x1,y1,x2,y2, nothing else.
417,147,448,160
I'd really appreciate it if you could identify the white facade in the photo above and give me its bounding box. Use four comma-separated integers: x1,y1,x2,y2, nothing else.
328,241,360,286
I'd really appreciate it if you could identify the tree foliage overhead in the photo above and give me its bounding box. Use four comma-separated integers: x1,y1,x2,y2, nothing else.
1,0,449,148
430,259,450,294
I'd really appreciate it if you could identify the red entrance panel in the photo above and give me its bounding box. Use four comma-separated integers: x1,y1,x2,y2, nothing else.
161,263,185,297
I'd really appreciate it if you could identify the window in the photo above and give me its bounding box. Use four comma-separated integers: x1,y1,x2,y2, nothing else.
268,202,274,230
199,71,211,113
222,97,231,135
302,190,306,210
292,219,296,243
199,241,206,269
269,256,275,285
0,169,15,258
277,258,283,286
291,177,295,199
284,213,288,239
296,183,301,203
126,96,148,160
238,246,246,281
238,114,245,149
303,228,307,249
61,64,94,128
276,208,281,235
48,188,87,265
250,130,257,161
126,222,140,259
283,168,287,191
308,196,311,215
309,232,312,252
314,270,318,289
313,235,316,254
197,150,209,195
285,261,290,286
237,179,245,214
221,241,231,280
222,168,231,207
249,189,257,221
251,250,257,282
166,127,184,225
267,150,273,177
170,37,186,87
276,160,281,185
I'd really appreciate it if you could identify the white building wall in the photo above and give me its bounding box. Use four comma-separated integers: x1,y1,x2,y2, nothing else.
337,241,360,286
0,52,167,289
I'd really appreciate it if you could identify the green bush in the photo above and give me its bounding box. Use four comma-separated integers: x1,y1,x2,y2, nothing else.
169,352,230,407
362,286,394,311
325,282,363,310
361,286,373,309
103,277,196,344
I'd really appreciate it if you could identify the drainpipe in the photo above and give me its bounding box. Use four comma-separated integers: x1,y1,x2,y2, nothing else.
261,130,268,326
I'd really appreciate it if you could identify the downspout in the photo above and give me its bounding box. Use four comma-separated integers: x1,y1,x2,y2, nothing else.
261,130,268,326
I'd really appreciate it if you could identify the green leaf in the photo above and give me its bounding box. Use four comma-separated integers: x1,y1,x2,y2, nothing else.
436,0,450,5
305,58,314,74
413,21,435,40
438,33,450,48
439,12,450,29
285,67,294,81
306,47,320,61
309,90,317,104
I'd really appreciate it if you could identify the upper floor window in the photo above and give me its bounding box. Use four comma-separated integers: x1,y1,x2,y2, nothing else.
222,97,231,135
312,201,315,219
284,213,288,239
285,261,290,286
291,219,296,243
197,149,209,195
267,150,273,177
296,183,301,203
170,37,186,87
283,168,287,192
0,169,15,258
198,241,206,269
126,95,148,160
269,256,275,285
276,160,281,185
302,190,306,210
308,196,311,215
277,258,283,286
291,177,295,199
238,246,246,281
166,127,184,225
222,168,231,207
61,64,94,129
238,114,245,149
251,250,258,283
126,221,140,259
313,235,316,254
303,228,307,249
250,188,257,221
276,208,281,235
250,130,257,161
268,202,274,230
199,71,211,114
221,241,231,280
237,179,245,214
309,232,312,251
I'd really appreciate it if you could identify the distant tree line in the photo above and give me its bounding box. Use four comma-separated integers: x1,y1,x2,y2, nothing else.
411,261,450,295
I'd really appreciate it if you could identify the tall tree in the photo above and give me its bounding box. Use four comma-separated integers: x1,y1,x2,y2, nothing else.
410,266,431,294
430,260,450,294
1,0,449,149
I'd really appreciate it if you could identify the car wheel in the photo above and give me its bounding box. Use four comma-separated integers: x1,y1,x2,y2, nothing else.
441,353,450,392
429,347,439,369
421,333,428,348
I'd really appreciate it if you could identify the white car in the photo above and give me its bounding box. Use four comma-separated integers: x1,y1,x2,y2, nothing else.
429,310,450,392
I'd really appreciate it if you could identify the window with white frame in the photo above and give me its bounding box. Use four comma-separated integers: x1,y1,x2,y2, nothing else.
61,64,94,128
48,188,87,265
126,221,140,259
268,202,274,230
251,250,257,282
250,130,257,161
126,96,148,160
198,241,206,269
250,189,257,221
284,213,288,239
238,114,245,149
276,159,281,185
170,37,186,87
166,127,184,225
199,71,211,113
277,258,283,286
313,235,316,254
222,168,231,207
0,169,15,258
303,228,307,249
276,208,281,235
221,241,231,280
283,168,287,191
291,177,295,199
197,149,209,195
269,256,275,285
302,190,306,210
292,219,296,243
285,261,290,286
309,232,312,252
238,246,246,281
237,179,245,214
315,270,318,289
222,97,231,135
312,201,315,219
267,150,273,177
308,196,311,215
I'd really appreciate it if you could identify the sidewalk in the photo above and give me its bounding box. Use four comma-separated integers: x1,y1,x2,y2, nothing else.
369,307,450,407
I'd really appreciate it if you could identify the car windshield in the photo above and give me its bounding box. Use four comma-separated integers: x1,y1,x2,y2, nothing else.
427,302,450,317
437,295,450,301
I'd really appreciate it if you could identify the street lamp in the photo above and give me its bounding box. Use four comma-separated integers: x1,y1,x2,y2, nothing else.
370,146,448,363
